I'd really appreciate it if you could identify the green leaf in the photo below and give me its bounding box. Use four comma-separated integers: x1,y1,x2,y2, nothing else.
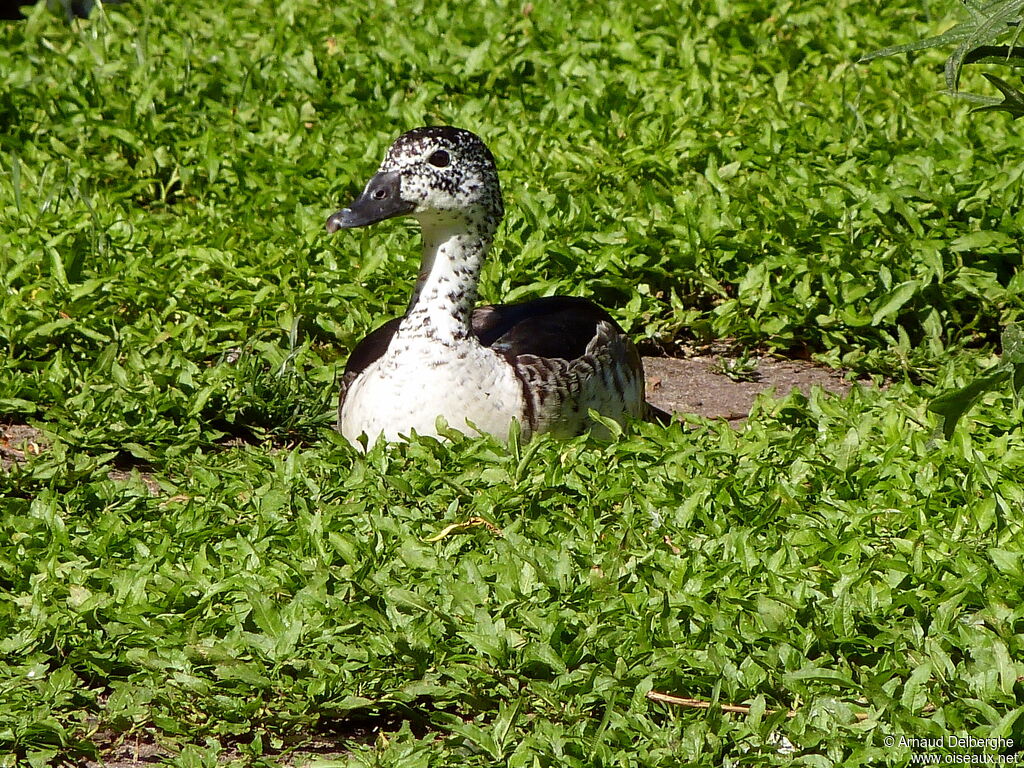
973,73,1024,118
928,368,1010,439
870,280,921,326
1003,323,1024,365
860,26,979,64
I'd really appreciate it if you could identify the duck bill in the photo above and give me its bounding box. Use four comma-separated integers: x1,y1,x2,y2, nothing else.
325,171,415,232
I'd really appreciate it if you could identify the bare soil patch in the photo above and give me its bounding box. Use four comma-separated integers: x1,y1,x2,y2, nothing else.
643,352,866,423
0,422,46,468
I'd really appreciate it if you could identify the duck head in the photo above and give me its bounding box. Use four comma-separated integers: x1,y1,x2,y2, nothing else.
325,126,504,234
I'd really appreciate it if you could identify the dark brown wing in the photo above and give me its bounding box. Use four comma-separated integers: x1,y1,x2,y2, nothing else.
342,316,404,379
473,296,624,360
475,297,673,426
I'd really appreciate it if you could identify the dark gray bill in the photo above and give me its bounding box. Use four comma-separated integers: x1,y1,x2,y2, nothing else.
325,171,415,232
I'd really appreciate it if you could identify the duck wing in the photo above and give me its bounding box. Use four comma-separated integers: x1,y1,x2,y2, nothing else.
472,296,625,360
475,296,671,433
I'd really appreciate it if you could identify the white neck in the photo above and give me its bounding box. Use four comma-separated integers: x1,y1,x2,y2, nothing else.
401,216,490,343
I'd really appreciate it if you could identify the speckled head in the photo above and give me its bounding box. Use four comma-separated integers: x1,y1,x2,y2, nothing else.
326,126,504,236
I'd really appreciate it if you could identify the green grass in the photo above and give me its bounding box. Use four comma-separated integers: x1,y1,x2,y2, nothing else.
1,0,1022,765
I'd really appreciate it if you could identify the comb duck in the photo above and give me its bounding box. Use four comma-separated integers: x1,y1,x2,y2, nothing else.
326,126,667,446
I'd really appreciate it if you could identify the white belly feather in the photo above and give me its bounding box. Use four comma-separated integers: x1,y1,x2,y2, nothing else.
340,336,525,445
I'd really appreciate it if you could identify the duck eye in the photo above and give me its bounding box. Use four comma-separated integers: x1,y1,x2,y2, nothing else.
427,150,450,168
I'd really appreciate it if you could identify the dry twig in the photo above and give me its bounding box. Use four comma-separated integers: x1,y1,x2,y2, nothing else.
647,690,877,722
424,517,503,542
